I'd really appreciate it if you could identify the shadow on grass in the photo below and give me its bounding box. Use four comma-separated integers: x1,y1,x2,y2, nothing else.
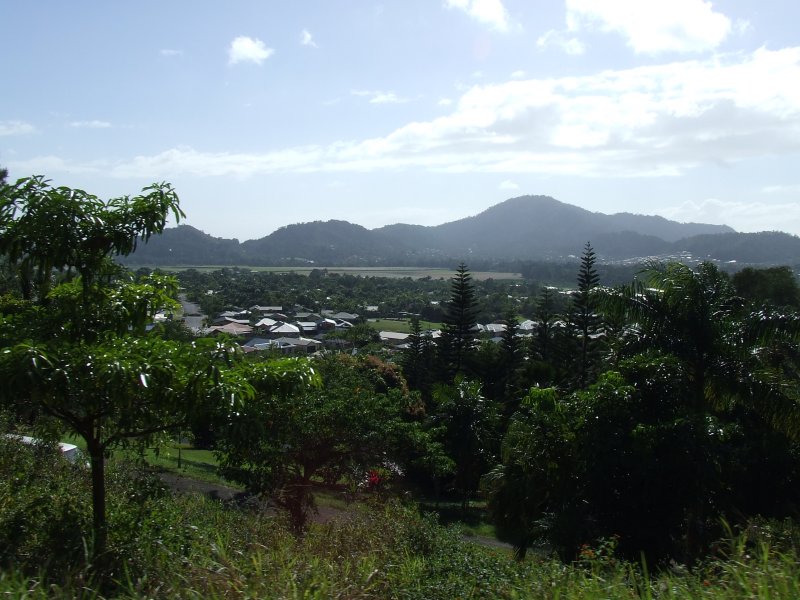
418,501,496,538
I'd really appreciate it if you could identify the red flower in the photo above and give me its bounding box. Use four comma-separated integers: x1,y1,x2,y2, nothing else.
368,469,381,486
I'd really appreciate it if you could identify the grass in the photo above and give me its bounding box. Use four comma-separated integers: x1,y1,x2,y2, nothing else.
5,490,800,598
367,318,442,333
418,499,498,539
6,438,800,598
138,445,236,487
61,434,236,488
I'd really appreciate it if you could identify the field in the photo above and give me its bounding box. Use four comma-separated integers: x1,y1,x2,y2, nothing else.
367,318,442,333
142,265,523,280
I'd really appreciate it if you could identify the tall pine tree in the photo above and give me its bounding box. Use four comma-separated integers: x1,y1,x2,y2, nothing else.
438,263,479,381
570,242,601,388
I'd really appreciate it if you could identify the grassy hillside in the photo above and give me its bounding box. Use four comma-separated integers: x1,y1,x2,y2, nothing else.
3,440,800,598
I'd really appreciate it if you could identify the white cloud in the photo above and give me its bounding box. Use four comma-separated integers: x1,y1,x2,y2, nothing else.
14,48,800,185
301,29,317,48
228,36,274,65
510,70,526,79
438,98,453,106
68,120,111,129
762,184,800,194
536,30,585,55
498,179,519,190
160,48,183,57
444,0,510,32
351,90,409,104
0,120,35,136
658,198,800,234
565,0,732,54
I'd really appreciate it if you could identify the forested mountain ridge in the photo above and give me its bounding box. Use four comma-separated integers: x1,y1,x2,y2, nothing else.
123,195,800,266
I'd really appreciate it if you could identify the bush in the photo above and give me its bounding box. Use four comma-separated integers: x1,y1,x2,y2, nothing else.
0,435,91,576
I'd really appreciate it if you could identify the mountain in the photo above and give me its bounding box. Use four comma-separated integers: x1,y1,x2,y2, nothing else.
124,195,800,267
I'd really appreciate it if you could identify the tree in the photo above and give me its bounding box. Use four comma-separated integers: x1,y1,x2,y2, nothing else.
603,261,800,554
483,386,579,559
498,310,525,412
401,315,436,401
733,265,800,308
438,263,479,380
0,176,317,562
0,176,184,302
569,242,601,389
216,353,426,529
431,378,499,508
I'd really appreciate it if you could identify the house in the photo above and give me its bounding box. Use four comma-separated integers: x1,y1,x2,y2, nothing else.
207,322,253,336
484,323,507,335
249,305,282,315
254,317,278,330
267,322,301,338
273,336,323,354
296,321,319,334
379,331,410,347
316,318,337,331
295,312,321,321
323,310,360,322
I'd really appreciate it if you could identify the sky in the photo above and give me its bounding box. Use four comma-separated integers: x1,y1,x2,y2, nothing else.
2,0,800,240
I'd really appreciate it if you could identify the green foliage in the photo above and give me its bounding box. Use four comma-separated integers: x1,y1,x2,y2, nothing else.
7,458,800,599
487,343,800,562
438,263,479,380
569,241,603,389
733,265,800,308
483,386,581,559
216,353,428,529
432,379,500,506
0,434,170,580
0,176,183,301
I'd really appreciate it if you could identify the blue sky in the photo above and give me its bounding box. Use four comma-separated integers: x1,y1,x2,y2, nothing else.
2,1,800,240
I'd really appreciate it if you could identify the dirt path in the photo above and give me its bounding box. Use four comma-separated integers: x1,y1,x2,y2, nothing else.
158,472,349,524
158,471,513,547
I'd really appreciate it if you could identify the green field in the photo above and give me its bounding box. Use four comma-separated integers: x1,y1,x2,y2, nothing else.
141,265,523,280
367,318,441,333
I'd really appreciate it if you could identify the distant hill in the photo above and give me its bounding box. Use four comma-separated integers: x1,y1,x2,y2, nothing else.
124,195,800,268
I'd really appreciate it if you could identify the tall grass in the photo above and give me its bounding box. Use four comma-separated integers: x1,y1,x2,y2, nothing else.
3,440,800,598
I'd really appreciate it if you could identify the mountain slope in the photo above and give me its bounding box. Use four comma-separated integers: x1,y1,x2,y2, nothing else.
124,195,799,267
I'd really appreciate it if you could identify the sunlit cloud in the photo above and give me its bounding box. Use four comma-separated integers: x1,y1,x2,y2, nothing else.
565,0,732,54
536,30,585,55
0,120,35,136
351,90,410,104
228,36,274,65
301,29,318,48
13,48,800,185
68,120,112,129
498,179,520,190
658,198,800,233
444,0,510,32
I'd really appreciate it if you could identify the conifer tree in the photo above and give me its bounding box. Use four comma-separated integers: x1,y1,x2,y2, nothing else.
401,315,435,400
438,263,479,380
499,310,524,409
570,242,601,388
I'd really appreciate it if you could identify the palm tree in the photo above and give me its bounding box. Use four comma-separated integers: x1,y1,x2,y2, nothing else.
606,261,800,431
605,261,800,554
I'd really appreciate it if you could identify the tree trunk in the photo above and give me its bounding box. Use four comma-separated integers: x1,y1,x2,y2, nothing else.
87,438,107,563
